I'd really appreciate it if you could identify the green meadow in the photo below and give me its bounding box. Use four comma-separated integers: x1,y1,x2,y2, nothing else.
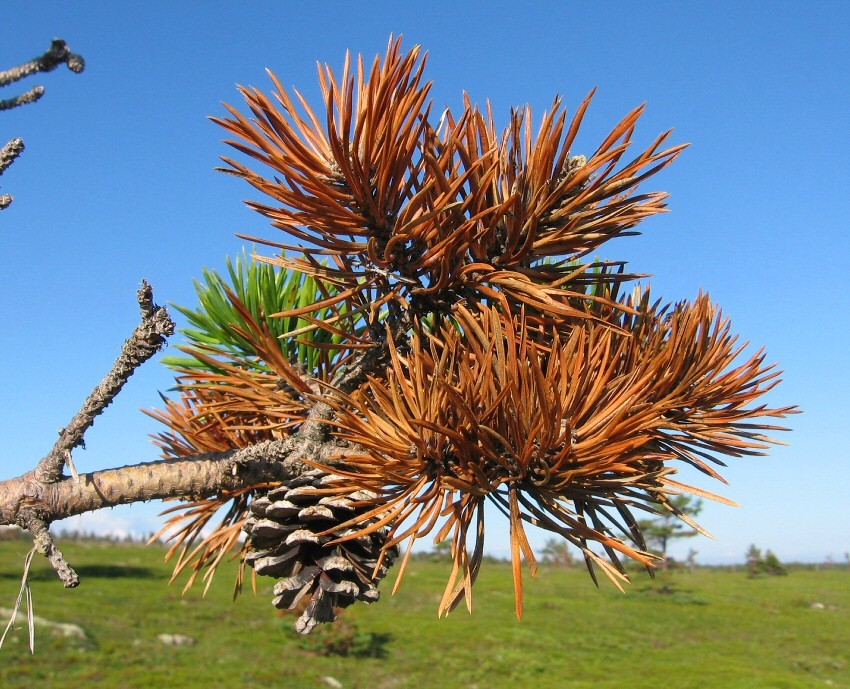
0,540,847,688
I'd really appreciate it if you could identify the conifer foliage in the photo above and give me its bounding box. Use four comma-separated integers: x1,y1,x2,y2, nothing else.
151,37,795,628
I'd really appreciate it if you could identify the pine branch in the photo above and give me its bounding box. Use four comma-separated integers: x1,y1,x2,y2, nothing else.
0,293,391,586
1,441,292,528
0,37,797,636
0,86,45,112
1,39,85,210
0,281,175,584
0,39,84,89
0,38,84,113
0,402,375,557
0,138,25,209
28,520,79,588
0,138,24,176
35,281,176,484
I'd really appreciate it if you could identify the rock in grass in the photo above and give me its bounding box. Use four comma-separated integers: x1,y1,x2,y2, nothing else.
0,607,85,639
157,633,196,647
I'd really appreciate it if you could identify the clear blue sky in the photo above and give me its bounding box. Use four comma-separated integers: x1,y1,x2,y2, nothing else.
1,2,848,565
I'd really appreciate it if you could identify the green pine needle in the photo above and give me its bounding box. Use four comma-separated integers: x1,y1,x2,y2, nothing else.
162,250,347,375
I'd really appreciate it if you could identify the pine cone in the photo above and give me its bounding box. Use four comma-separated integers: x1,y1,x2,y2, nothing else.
243,469,397,634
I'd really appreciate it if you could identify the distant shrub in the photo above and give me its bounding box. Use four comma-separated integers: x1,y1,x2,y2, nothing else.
746,545,787,577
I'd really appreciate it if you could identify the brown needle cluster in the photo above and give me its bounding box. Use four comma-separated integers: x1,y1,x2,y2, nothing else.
149,36,795,619
214,36,685,329
318,296,793,617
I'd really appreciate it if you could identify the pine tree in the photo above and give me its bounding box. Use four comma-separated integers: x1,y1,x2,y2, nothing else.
1,37,796,638
638,495,703,570
540,539,576,568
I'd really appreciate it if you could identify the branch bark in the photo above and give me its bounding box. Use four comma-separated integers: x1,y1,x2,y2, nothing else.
0,38,85,89
0,138,24,176
0,38,84,112
35,281,175,484
0,137,25,210
1,441,294,527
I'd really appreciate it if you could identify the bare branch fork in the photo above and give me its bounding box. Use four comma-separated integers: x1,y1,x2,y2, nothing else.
36,281,175,484
0,39,85,111
0,279,389,588
1,38,85,210
1,282,174,586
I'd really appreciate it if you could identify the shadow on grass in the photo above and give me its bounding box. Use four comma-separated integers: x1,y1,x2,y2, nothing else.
634,583,709,605
0,564,159,581
291,621,394,659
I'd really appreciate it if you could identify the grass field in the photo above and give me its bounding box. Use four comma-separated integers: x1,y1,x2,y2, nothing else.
0,539,847,688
